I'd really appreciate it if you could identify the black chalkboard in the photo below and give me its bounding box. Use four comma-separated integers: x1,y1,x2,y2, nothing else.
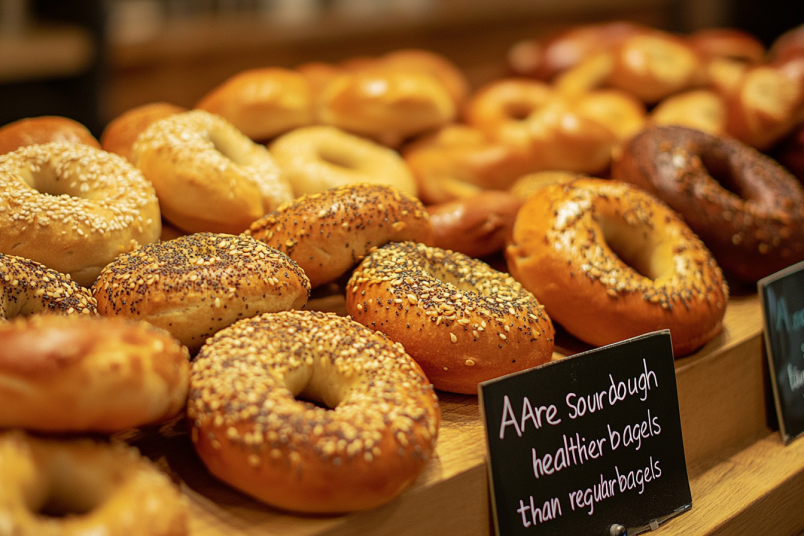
479,331,692,536
760,260,804,444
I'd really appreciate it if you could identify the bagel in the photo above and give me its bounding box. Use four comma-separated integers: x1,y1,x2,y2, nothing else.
0,430,188,535
247,184,431,288
346,241,555,394
426,190,523,259
0,116,100,155
317,68,456,147
188,310,440,513
195,67,315,142
269,125,417,197
100,102,186,163
133,110,293,234
506,178,728,357
0,315,189,433
1,253,97,320
402,124,533,204
0,142,161,287
612,125,804,281
92,232,310,351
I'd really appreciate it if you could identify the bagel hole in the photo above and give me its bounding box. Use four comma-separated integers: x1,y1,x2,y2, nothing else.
24,164,81,198
317,146,358,170
503,102,535,121
285,366,348,410
699,152,746,199
599,216,671,281
33,476,105,519
208,129,250,166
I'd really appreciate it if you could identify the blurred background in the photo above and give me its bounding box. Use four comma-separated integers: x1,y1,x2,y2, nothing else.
0,0,800,136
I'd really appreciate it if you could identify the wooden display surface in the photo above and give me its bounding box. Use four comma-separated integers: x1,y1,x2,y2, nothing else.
126,290,804,536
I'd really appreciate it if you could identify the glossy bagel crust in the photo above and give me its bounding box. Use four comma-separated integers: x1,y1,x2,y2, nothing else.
195,67,315,142
188,310,440,513
0,142,161,287
0,315,190,433
0,253,97,320
426,190,524,259
506,178,729,357
100,102,186,163
612,125,804,281
346,242,555,394
133,110,293,234
0,430,188,535
0,116,100,155
92,233,310,350
247,184,432,288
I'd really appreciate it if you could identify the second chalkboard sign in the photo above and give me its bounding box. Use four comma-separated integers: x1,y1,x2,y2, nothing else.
479,331,692,536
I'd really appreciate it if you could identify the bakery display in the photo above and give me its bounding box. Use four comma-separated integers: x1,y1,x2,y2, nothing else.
612,125,804,281
133,109,293,235
346,241,555,394
0,253,97,319
506,178,728,357
247,183,432,288
92,232,310,350
188,310,440,513
1,13,803,534
0,142,161,287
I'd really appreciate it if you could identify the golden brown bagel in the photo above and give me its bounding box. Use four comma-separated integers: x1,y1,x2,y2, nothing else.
0,142,161,287
92,232,310,351
0,430,188,535
0,116,99,155
196,67,315,142
426,190,523,259
0,315,189,433
100,102,186,163
317,68,456,147
346,242,555,394
506,178,728,357
269,125,417,197
247,184,432,288
133,110,293,234
0,253,97,320
188,310,440,513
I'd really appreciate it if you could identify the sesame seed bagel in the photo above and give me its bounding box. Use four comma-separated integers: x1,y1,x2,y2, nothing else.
269,125,418,197
247,184,432,288
346,242,555,394
611,125,804,282
0,142,161,287
0,315,190,433
133,110,293,234
506,178,729,357
92,233,310,351
0,430,188,535
188,310,440,513
1,253,97,319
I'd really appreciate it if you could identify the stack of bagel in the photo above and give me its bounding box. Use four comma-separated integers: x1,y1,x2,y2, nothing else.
0,18,803,528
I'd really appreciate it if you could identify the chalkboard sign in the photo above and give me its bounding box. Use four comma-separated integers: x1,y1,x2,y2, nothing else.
759,260,804,444
479,331,692,536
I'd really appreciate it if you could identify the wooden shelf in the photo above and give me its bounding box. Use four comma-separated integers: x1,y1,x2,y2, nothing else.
122,290,804,536
0,23,94,83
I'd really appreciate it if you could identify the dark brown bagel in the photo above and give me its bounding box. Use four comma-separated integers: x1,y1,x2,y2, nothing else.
612,125,804,281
